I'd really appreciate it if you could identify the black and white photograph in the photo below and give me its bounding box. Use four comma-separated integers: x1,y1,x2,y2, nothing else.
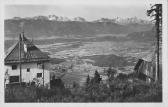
1,0,168,104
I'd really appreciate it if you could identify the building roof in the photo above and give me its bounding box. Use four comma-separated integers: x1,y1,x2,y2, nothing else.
5,34,50,64
137,49,155,62
141,52,154,62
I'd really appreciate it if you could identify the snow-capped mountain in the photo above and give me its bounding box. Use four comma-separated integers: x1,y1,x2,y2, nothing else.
73,17,86,22
48,15,59,21
93,18,116,23
94,17,151,25
10,15,151,24
32,16,48,20
114,17,151,25
57,16,71,21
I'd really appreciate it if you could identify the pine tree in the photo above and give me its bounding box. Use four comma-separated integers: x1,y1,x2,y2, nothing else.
86,75,90,85
147,4,162,82
93,70,101,84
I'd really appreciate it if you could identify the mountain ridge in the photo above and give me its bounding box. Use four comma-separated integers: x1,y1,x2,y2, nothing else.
8,15,152,24
5,18,153,38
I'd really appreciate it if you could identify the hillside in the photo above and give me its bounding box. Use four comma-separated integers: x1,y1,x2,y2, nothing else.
126,30,155,42
5,19,153,38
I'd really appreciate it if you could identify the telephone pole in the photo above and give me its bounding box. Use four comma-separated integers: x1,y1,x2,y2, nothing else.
19,34,22,85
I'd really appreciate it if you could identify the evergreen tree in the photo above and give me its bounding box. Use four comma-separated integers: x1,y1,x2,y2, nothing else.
86,75,90,86
147,4,162,82
93,70,101,84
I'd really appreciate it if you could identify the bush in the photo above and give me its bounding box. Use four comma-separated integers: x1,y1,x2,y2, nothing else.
5,86,37,102
5,78,162,102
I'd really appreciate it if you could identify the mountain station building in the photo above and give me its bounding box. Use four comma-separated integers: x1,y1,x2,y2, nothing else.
4,33,51,88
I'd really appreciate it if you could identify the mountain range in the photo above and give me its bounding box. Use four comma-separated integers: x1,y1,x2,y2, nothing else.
5,16,153,39
10,15,151,24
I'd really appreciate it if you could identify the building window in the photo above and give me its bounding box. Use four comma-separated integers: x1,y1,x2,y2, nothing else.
27,68,30,72
9,76,19,83
37,62,44,69
12,65,17,70
37,73,42,78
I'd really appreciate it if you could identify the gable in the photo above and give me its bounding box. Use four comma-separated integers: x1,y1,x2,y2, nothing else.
5,35,50,64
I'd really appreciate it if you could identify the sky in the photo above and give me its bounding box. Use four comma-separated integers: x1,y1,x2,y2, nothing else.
4,0,153,21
